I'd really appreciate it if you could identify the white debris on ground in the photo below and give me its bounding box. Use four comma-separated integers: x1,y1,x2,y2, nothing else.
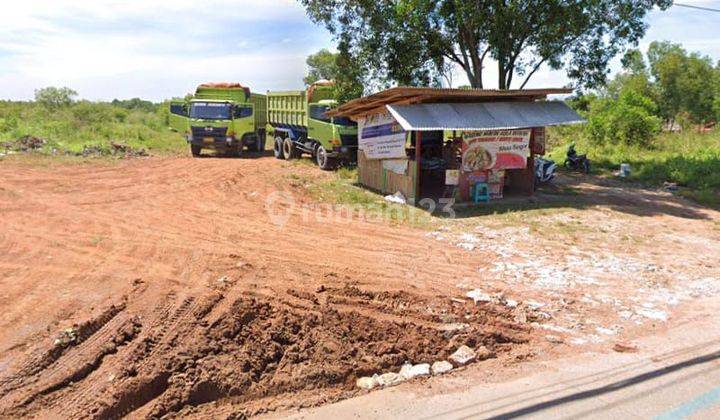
356,347,488,389
466,289,493,304
449,345,477,366
399,363,430,379
428,220,720,347
376,372,404,387
431,361,453,375
384,191,407,204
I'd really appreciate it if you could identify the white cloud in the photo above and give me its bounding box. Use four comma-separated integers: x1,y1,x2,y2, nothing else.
1,1,719,100
0,0,328,101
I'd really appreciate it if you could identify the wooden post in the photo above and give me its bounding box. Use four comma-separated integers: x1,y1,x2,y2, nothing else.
526,129,536,196
415,131,422,203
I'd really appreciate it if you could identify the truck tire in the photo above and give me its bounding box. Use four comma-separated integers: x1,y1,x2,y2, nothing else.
191,145,201,157
316,145,336,170
282,138,299,160
273,137,284,159
232,139,244,158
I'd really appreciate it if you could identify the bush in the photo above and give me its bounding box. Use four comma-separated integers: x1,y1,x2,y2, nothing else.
71,102,115,124
0,99,184,155
547,125,720,206
586,90,662,147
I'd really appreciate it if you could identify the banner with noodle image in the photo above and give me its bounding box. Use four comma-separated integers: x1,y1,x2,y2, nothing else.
461,129,531,171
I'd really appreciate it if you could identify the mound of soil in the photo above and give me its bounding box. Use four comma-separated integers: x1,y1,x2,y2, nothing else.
0,287,529,419
80,142,148,158
2,135,46,152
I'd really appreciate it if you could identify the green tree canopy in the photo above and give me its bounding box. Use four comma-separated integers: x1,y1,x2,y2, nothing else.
34,87,78,108
304,49,339,85
299,0,671,90
304,48,364,103
648,41,716,124
587,89,661,147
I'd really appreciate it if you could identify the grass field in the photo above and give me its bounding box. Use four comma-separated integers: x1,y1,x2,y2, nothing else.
548,125,720,206
3,99,718,207
0,101,184,156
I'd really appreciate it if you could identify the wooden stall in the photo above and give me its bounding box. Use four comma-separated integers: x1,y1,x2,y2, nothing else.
329,87,583,205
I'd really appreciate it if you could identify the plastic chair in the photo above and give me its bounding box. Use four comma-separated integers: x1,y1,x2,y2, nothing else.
472,182,490,203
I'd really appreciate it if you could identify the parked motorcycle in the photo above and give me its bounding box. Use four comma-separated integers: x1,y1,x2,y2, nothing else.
534,157,557,190
564,144,591,174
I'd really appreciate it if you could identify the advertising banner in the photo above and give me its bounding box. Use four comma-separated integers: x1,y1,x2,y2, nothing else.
461,129,531,171
532,127,546,155
358,112,407,159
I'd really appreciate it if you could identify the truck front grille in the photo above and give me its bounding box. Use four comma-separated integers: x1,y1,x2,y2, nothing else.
191,126,228,138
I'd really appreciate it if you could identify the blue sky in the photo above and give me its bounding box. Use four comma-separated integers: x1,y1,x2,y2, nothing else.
0,0,718,101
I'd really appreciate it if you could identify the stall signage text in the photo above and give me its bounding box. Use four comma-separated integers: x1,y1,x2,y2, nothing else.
358,112,406,159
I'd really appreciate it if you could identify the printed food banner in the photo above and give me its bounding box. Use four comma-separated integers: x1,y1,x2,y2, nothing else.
358,112,407,159
532,127,546,155
461,129,531,171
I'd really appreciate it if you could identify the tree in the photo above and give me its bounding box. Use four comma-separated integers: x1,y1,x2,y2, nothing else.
299,0,671,90
648,41,716,124
304,47,365,103
34,86,78,108
333,43,366,103
605,49,653,100
304,49,339,85
714,63,720,121
587,90,661,147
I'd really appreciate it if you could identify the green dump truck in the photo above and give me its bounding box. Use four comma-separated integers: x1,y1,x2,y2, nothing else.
266,81,358,170
168,83,267,157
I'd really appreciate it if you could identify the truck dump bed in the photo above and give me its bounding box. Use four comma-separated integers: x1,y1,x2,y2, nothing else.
267,91,308,128
250,93,267,128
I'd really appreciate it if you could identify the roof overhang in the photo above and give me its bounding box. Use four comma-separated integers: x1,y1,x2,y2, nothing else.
385,101,585,132
328,86,574,119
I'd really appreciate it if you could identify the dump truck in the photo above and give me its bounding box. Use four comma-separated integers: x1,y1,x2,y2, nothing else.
266,81,358,170
168,83,267,157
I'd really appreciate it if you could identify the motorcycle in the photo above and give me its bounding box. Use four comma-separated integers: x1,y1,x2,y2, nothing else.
535,157,557,190
564,145,591,174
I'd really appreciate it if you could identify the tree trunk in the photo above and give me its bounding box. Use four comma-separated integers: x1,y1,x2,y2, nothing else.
498,60,507,90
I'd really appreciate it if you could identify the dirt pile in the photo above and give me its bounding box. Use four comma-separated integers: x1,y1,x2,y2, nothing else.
0,135,148,158
80,142,148,158
1,135,46,152
0,286,528,419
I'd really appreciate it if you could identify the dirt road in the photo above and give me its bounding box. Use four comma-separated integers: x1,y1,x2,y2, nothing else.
0,156,530,418
0,155,718,418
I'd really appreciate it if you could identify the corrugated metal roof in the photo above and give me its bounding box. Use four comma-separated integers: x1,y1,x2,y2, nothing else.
328,86,573,118
386,101,584,131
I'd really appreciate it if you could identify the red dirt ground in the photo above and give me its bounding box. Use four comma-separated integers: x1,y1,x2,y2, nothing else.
0,156,535,418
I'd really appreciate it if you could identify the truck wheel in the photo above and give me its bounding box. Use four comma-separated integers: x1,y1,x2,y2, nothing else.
234,139,244,157
316,146,336,170
191,145,201,157
283,138,299,160
273,137,284,159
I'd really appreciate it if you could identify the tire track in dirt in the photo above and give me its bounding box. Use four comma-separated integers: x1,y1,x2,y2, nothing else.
0,302,130,409
47,294,206,418
0,156,535,417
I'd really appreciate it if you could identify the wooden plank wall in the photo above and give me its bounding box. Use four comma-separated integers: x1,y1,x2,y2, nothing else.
385,161,415,200
358,151,383,191
358,151,416,201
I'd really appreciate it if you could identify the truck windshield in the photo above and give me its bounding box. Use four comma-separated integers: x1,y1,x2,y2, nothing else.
332,116,357,127
190,102,231,120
